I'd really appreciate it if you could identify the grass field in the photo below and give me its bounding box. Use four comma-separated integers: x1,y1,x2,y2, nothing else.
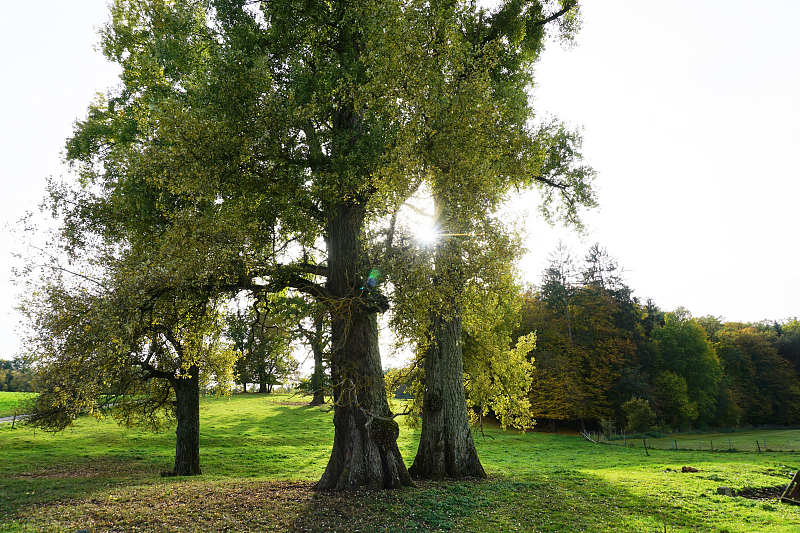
0,392,36,418
2,394,800,532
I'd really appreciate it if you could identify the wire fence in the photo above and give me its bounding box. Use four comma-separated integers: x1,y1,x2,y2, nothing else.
582,430,800,453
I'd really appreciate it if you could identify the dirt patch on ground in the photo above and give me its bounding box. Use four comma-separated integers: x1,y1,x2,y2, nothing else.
736,485,786,501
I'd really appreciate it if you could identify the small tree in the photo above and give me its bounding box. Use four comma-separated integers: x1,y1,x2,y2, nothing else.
622,397,656,434
23,267,235,476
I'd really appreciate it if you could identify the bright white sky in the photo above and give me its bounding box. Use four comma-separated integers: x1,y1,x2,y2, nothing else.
1,1,798,360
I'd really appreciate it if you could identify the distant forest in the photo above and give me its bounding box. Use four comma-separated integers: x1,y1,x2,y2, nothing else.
0,358,33,392
513,243,800,433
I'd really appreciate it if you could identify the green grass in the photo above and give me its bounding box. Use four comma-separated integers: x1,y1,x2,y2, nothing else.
2,394,800,532
0,392,36,418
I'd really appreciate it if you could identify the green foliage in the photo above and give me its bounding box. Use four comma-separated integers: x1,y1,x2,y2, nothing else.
777,318,800,373
649,310,722,426
225,296,298,393
715,325,800,426
0,359,34,392
621,397,656,434
651,371,697,429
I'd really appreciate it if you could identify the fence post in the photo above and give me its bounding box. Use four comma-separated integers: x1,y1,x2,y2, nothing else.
728,439,732,451
643,439,649,456
756,440,761,453
674,439,678,450
710,440,713,451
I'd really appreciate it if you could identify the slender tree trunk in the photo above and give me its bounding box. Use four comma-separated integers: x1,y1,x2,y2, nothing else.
309,315,326,405
316,204,411,490
409,222,485,480
171,369,201,476
310,340,326,405
258,364,267,393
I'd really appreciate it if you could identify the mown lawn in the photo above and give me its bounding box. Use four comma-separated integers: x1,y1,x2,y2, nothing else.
2,393,799,532
0,392,37,418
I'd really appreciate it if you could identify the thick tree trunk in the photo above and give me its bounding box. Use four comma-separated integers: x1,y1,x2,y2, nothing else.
410,312,485,479
410,208,485,480
316,204,411,490
171,370,201,476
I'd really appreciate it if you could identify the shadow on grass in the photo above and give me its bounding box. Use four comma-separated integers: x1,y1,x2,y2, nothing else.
5,469,799,532
286,472,757,532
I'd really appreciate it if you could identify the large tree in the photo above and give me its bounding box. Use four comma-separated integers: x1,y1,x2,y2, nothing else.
27,0,592,489
383,0,593,480
33,0,435,489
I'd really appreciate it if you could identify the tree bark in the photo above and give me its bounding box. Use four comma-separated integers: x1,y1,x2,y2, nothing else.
309,317,326,406
171,369,201,476
316,204,411,490
410,208,485,480
410,312,485,479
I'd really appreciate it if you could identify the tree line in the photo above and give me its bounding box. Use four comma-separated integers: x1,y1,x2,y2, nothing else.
0,358,34,392
512,243,800,434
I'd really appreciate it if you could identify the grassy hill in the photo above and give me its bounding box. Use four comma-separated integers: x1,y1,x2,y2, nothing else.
2,394,800,532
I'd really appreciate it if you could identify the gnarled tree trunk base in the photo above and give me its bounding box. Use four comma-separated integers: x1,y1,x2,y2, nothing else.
318,204,412,490
316,405,412,490
410,312,486,481
409,435,485,480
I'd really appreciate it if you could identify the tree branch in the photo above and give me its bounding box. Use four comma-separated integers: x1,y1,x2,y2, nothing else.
531,1,578,28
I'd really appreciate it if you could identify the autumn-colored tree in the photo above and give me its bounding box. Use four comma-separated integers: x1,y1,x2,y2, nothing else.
519,246,634,428
715,325,800,425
